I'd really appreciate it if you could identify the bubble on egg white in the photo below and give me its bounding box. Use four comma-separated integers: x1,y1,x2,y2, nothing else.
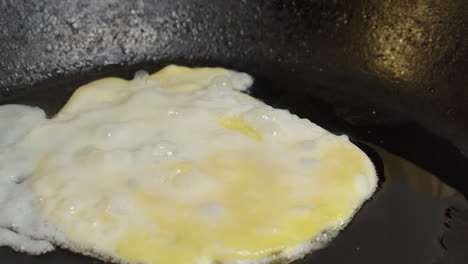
6,172,26,184
243,107,275,122
134,141,177,164
242,108,281,137
206,75,235,99
132,70,162,90
167,106,180,117
263,123,280,137
328,217,346,228
104,130,112,138
93,124,120,141
209,75,233,90
315,232,328,243
69,205,77,215
133,70,149,80
228,72,254,91
151,140,177,158
77,214,103,231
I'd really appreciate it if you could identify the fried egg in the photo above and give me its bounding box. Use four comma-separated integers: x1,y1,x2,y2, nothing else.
0,65,377,264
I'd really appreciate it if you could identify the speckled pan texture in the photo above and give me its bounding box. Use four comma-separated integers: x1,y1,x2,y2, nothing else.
0,0,467,264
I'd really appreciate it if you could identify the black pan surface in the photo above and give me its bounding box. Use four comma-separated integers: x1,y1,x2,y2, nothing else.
1,1,467,263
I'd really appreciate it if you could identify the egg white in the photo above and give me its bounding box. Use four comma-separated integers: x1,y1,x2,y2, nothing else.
0,65,377,264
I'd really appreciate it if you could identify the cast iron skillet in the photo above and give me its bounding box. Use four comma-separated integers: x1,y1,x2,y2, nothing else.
1,1,468,263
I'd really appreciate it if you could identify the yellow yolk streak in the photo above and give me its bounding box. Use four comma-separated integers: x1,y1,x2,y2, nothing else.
219,116,263,142
113,143,372,264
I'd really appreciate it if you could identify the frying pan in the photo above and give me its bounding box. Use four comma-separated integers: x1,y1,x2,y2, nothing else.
1,0,467,263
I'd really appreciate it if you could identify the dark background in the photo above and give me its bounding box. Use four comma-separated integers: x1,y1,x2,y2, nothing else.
1,0,467,131
0,0,467,263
